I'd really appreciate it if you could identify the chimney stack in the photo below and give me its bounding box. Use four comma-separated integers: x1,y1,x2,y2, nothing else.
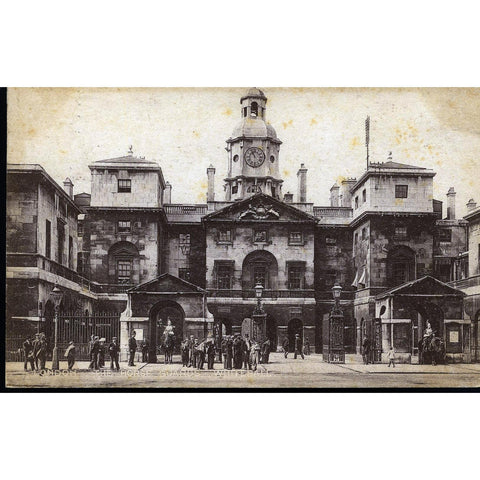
297,164,308,203
283,192,293,203
207,164,216,202
63,178,74,198
340,178,357,207
164,182,172,204
446,187,456,219
467,198,477,211
330,183,340,207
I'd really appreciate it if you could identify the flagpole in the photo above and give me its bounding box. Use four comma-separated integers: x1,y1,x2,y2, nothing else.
365,116,370,169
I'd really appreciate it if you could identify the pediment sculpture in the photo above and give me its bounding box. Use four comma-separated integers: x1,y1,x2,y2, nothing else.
238,202,280,220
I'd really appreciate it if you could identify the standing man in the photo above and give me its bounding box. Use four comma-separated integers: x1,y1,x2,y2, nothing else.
196,341,205,370
188,334,196,368
262,338,271,364
32,333,41,370
304,338,311,356
362,336,371,365
282,337,290,358
109,336,120,371
233,334,243,369
88,336,100,370
37,334,47,370
128,331,137,367
294,334,304,360
141,339,149,363
64,341,76,370
23,337,35,372
243,334,252,370
225,336,233,370
181,338,190,367
206,340,215,370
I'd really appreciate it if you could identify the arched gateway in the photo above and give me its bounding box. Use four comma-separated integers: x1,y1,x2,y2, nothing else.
149,301,185,355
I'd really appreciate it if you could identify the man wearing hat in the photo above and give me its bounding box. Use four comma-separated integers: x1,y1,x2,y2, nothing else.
109,336,120,371
64,341,76,370
294,334,304,360
23,337,35,372
128,330,137,366
88,335,100,370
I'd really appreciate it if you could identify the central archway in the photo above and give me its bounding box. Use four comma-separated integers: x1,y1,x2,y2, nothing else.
149,300,185,356
242,250,278,290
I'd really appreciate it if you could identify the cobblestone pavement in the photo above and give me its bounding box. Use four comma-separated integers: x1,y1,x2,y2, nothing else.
5,353,480,389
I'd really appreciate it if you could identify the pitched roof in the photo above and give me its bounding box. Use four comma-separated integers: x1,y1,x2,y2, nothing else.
202,192,317,223
370,160,426,170
375,275,465,299
95,155,157,165
127,273,205,294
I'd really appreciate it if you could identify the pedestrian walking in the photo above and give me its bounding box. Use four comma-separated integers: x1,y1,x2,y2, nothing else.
64,341,76,370
188,334,196,368
128,331,137,366
23,337,35,371
88,336,100,370
250,341,261,371
294,334,304,360
387,345,395,368
109,337,120,371
282,337,289,358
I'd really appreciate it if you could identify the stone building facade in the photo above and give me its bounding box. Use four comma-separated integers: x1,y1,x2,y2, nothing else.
6,88,478,363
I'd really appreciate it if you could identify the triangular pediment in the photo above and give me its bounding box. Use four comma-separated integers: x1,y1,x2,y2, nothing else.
128,273,205,294
203,193,317,223
376,276,465,299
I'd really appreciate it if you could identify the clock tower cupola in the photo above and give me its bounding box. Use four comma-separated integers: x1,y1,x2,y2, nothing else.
224,88,283,201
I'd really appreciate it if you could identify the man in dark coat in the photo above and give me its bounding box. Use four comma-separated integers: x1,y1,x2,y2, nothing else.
181,339,190,367
32,333,41,370
243,334,252,370
109,336,120,371
88,336,100,370
233,335,244,369
36,334,47,370
362,336,371,365
294,334,304,360
128,331,137,366
225,336,233,370
262,339,271,364
141,339,149,363
206,341,215,369
282,337,290,358
188,334,196,368
23,337,35,371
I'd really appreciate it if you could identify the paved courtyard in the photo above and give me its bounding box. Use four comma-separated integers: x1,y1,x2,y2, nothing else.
5,353,480,389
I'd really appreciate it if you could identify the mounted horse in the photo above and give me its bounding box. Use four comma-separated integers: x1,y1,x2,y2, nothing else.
161,334,175,364
419,335,446,365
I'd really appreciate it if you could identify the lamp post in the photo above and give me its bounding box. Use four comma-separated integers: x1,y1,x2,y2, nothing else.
323,283,345,363
252,283,266,342
50,283,63,370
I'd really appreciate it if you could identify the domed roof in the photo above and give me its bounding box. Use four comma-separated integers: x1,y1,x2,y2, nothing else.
240,87,267,102
231,117,278,140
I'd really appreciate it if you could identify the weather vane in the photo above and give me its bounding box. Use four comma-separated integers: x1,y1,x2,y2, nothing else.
128,145,133,155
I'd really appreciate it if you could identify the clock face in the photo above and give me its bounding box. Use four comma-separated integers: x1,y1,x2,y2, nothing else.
244,147,265,168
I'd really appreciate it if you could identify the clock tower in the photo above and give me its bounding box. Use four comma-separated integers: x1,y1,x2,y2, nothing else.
224,88,283,201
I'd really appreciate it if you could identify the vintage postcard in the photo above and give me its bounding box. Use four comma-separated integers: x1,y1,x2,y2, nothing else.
5,87,480,389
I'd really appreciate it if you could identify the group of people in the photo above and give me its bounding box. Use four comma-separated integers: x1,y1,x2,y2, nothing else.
88,335,121,371
22,333,48,371
180,336,216,370
281,334,309,359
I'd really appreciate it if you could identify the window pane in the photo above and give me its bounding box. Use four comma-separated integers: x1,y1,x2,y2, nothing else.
118,221,131,233
288,266,303,289
118,179,131,192
117,259,132,283
217,266,232,289
289,232,303,244
253,265,266,287
395,185,408,198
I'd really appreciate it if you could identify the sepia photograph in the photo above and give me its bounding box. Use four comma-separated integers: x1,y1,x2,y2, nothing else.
5,86,480,389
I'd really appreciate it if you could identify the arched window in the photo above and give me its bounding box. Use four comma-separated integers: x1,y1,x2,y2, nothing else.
108,241,140,285
251,102,258,116
242,250,278,290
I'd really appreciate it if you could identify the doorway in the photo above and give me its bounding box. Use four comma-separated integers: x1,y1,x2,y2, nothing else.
149,301,184,355
288,318,303,352
266,315,277,351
